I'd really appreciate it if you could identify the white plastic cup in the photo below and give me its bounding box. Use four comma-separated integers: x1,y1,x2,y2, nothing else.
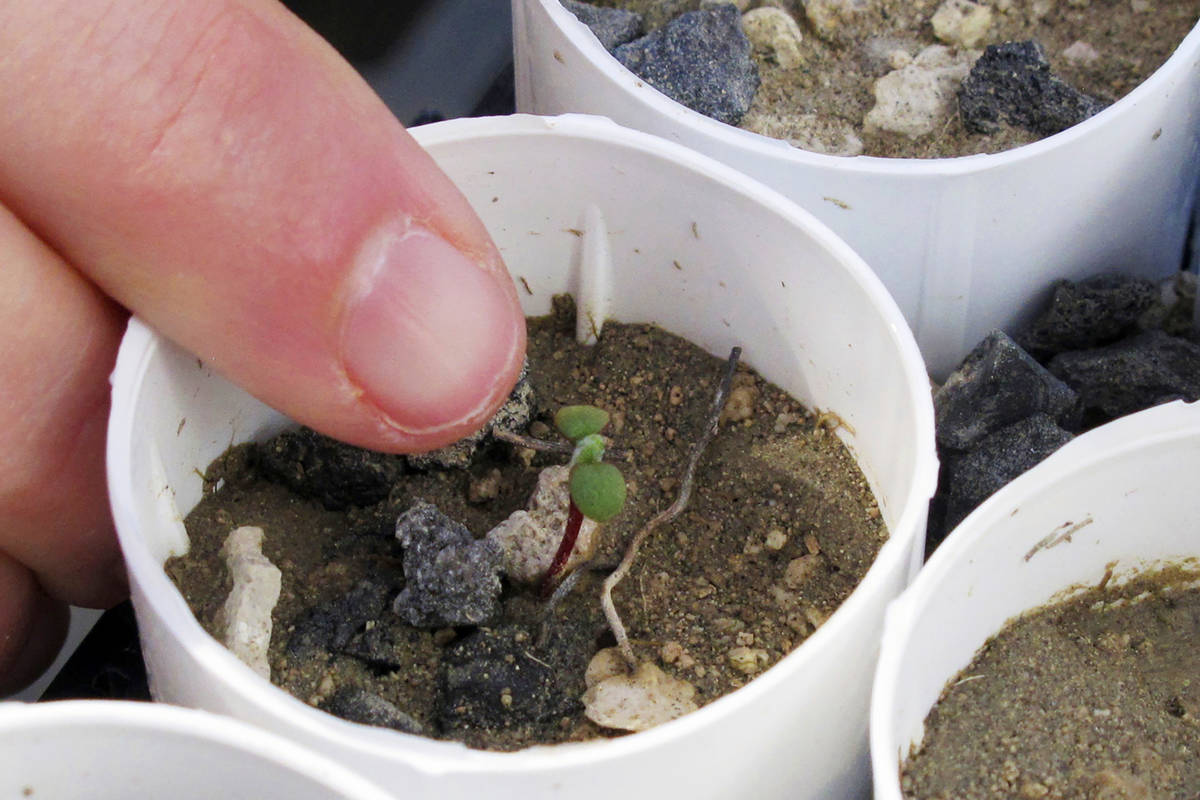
108,114,938,800
871,400,1200,799
512,1,1200,378
0,700,394,799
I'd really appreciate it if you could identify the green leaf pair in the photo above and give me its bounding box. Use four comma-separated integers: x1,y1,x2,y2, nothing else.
554,404,626,523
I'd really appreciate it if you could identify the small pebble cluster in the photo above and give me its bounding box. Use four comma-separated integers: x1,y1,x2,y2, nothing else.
562,0,1114,153
928,272,1200,551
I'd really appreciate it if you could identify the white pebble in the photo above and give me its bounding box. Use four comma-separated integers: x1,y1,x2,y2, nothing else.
218,526,281,679
803,0,867,40
930,0,993,49
742,7,805,70
583,660,698,731
1061,40,1100,66
728,646,769,674
486,465,598,583
863,45,976,139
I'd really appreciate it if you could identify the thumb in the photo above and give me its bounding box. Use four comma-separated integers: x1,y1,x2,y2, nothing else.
0,0,526,453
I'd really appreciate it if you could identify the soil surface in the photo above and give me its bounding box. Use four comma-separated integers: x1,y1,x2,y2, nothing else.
594,0,1198,158
168,297,885,750
901,566,1200,799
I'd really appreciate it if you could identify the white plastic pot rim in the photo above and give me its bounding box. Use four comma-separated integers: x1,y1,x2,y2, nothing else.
536,0,1200,174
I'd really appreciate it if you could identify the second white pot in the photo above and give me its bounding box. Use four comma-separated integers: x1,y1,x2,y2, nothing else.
872,400,1200,799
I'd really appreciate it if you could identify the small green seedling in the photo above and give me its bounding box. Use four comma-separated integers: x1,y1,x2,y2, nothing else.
540,405,627,595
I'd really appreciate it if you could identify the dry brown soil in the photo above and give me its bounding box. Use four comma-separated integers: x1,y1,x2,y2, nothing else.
901,567,1200,799
169,297,885,750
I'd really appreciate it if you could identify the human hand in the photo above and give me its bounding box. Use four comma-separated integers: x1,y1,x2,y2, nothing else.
0,0,527,692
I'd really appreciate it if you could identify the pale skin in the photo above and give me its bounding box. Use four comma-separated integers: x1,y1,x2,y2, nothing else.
0,0,527,692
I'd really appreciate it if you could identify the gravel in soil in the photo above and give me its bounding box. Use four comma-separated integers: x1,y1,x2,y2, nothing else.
901,566,1200,800
589,0,1199,158
168,296,886,750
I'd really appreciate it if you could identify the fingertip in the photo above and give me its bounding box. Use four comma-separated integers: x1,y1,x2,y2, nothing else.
340,219,527,450
0,553,69,696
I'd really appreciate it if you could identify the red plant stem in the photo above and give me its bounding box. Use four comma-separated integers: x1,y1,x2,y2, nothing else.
541,499,584,598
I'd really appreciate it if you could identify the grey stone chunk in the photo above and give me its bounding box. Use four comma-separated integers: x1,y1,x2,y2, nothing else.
257,427,403,510
561,0,643,50
321,686,424,735
393,501,502,628
286,577,394,660
943,414,1074,533
613,5,759,126
1048,330,1200,424
1018,275,1159,358
406,362,535,470
935,330,1078,451
958,40,1109,137
437,625,579,733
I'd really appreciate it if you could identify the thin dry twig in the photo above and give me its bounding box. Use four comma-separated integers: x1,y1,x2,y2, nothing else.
493,428,630,461
492,429,574,456
600,346,742,669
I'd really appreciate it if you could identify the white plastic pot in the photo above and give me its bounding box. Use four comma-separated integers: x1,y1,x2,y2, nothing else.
0,700,393,799
512,1,1200,378
108,114,938,800
871,400,1200,799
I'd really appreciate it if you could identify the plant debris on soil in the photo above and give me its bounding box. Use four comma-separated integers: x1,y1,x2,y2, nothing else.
901,566,1200,800
570,0,1198,158
167,296,886,750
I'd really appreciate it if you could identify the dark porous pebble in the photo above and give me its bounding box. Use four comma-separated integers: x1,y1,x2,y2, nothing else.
1048,330,1200,425
958,40,1109,137
614,5,759,126
322,686,425,735
287,577,395,660
437,625,579,733
256,427,403,511
1018,275,1159,358
942,414,1074,534
935,330,1078,451
392,501,502,628
561,0,643,50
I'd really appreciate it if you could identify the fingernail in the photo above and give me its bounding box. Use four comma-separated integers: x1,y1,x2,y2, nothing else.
340,220,523,436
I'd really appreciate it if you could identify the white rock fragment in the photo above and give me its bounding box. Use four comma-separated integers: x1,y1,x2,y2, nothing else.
486,465,598,583
218,525,281,679
583,655,699,732
728,646,769,674
584,646,629,687
930,0,993,49
803,0,867,40
863,45,976,139
1061,40,1100,66
742,7,805,69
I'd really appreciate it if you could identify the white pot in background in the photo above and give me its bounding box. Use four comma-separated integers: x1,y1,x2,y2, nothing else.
512,1,1200,378
109,114,938,800
871,400,1200,799
0,700,393,799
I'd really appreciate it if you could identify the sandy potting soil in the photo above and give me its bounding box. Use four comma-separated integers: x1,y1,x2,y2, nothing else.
901,566,1200,800
167,296,886,750
585,0,1199,158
